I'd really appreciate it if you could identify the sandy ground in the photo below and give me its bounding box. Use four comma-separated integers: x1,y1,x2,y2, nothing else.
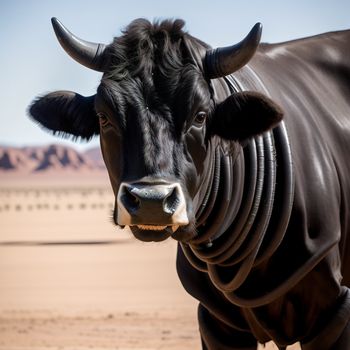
0,182,300,349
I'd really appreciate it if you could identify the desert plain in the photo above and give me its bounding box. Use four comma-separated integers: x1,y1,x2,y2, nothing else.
0,146,300,349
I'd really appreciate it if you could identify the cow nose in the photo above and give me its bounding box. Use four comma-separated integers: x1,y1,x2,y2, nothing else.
117,182,189,227
123,185,176,214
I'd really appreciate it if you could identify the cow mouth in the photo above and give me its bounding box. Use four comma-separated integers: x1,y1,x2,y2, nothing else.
136,225,179,232
128,224,195,243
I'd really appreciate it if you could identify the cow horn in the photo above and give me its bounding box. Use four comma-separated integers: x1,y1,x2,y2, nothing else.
205,23,262,79
51,17,107,72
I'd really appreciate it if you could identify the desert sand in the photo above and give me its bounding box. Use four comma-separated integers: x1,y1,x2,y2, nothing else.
0,178,300,349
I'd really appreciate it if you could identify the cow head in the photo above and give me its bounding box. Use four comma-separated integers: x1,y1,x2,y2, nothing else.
29,18,282,242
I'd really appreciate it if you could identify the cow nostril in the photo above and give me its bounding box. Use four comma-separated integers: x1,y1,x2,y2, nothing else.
163,187,180,215
122,187,140,213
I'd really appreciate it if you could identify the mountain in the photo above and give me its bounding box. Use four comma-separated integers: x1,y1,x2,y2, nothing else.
0,144,107,174
84,147,106,169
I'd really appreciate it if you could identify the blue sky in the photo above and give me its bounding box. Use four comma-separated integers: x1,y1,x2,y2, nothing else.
1,0,349,150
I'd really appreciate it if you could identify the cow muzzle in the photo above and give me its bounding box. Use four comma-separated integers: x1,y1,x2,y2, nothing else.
117,181,189,230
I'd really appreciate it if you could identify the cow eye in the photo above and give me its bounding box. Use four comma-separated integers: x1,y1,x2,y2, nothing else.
98,113,110,128
193,111,207,127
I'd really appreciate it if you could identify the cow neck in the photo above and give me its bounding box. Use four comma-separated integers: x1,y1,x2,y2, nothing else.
180,70,295,306
182,131,276,268
194,144,222,226
193,145,244,245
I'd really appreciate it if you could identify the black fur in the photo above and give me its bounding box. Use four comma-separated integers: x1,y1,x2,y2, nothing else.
105,18,188,81
95,19,212,187
29,91,99,140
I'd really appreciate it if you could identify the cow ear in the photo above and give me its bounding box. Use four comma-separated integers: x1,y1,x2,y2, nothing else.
28,91,99,141
212,91,283,141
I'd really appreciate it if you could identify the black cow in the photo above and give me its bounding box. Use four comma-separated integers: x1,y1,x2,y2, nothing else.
29,18,350,349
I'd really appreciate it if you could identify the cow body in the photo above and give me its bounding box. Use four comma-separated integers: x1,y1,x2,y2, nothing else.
29,19,350,349
177,30,350,349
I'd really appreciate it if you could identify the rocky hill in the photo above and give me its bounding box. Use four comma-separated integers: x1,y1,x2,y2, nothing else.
0,144,106,174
